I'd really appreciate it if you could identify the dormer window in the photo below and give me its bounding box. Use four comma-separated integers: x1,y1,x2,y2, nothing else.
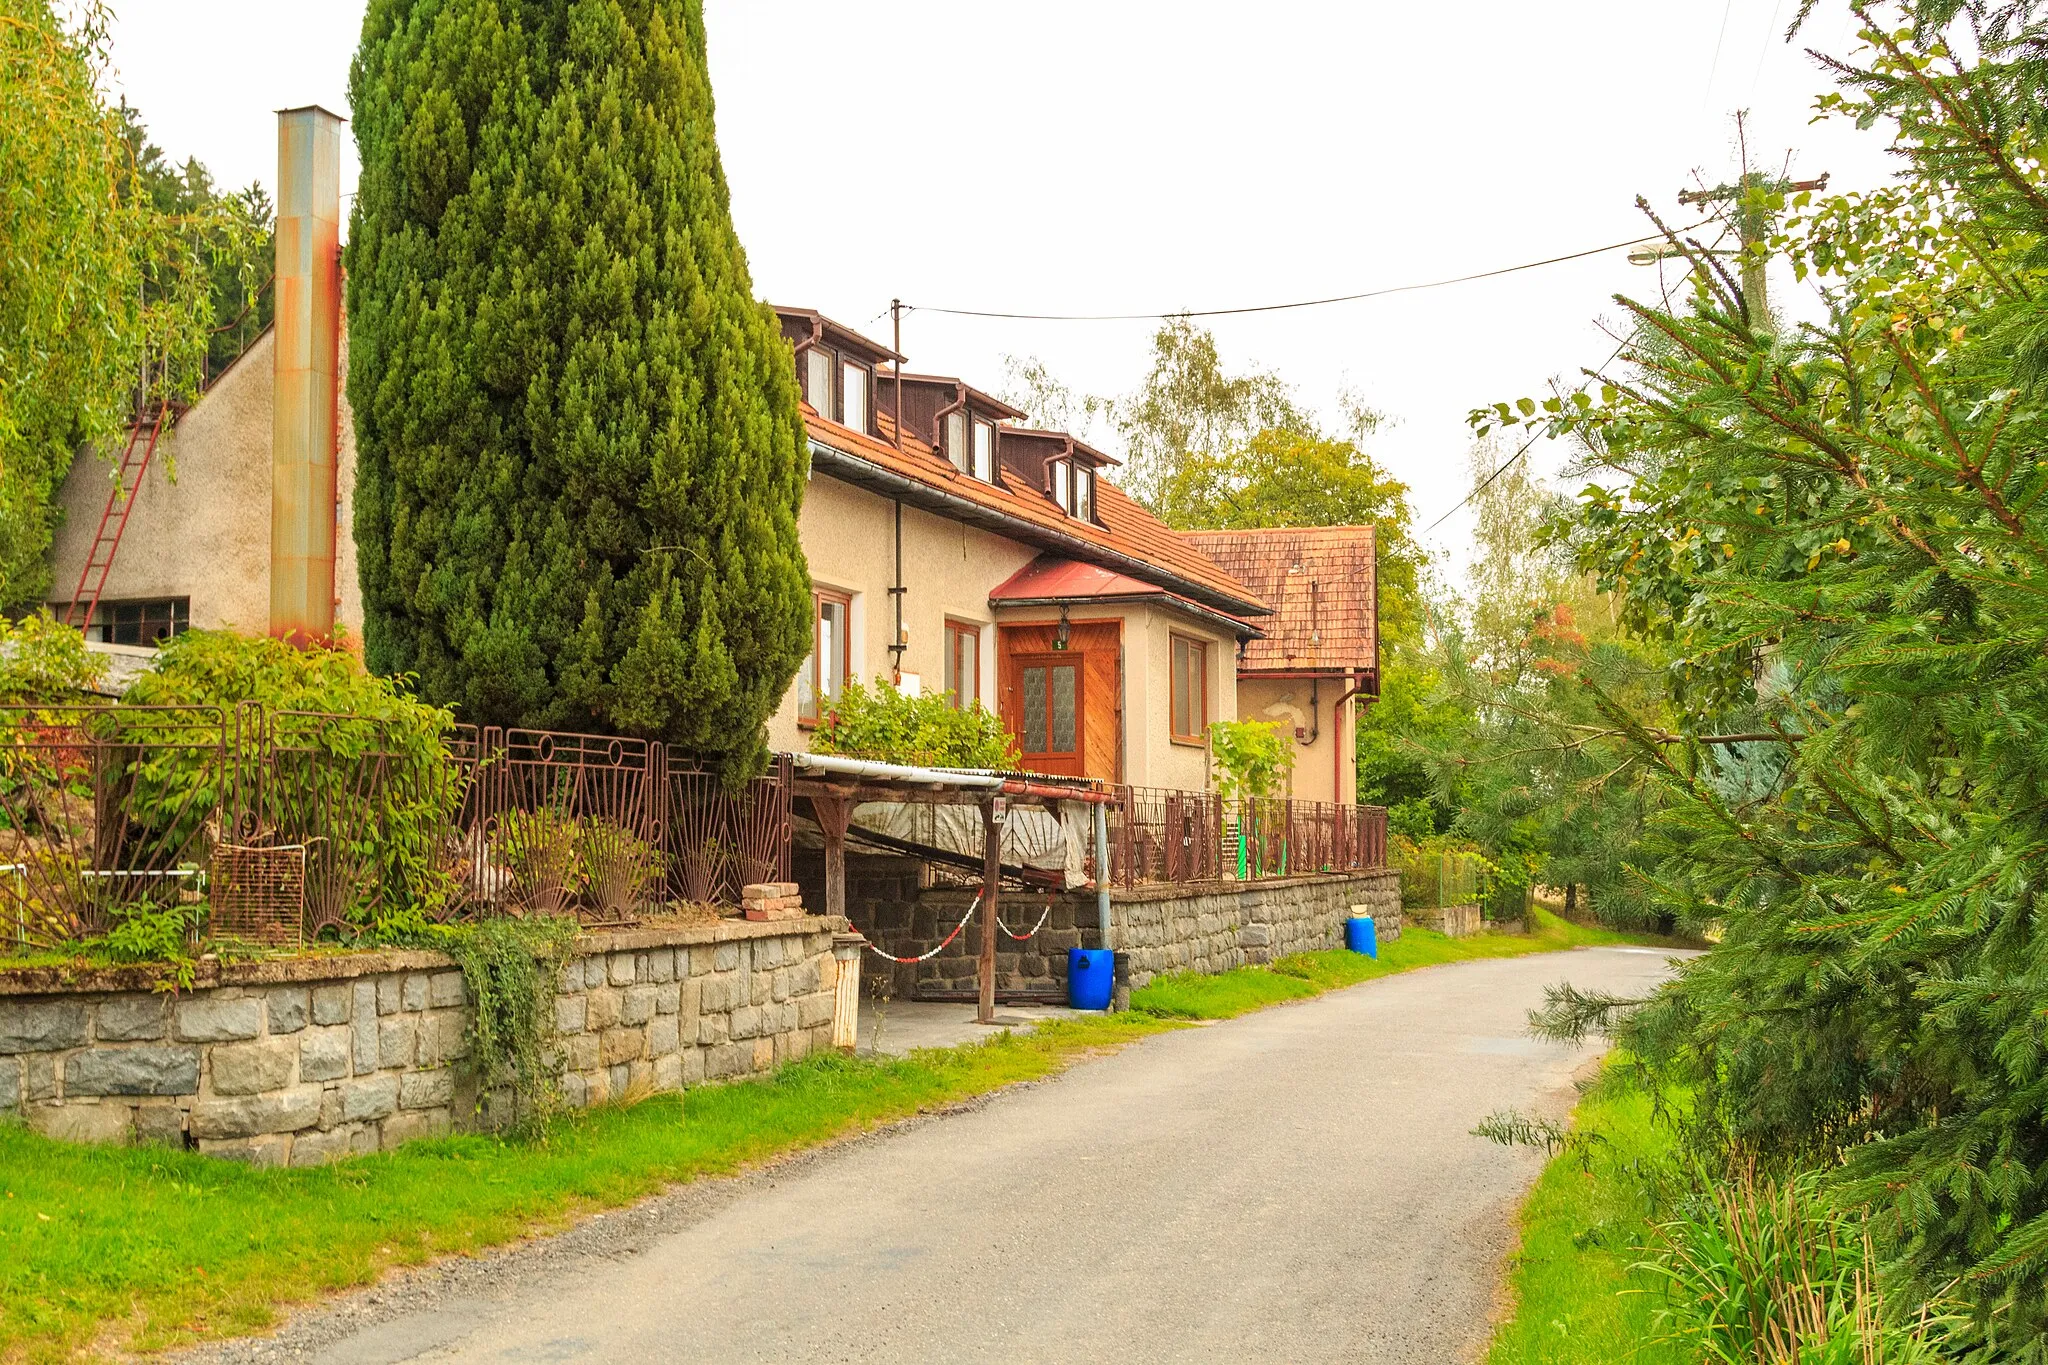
804,348,832,416
973,419,995,481
841,361,870,434
945,411,969,474
1049,459,1095,520
797,344,875,436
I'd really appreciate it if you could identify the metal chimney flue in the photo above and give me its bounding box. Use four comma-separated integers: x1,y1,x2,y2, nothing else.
271,105,344,646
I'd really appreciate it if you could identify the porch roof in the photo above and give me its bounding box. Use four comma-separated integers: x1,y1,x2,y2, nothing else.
986,555,1263,640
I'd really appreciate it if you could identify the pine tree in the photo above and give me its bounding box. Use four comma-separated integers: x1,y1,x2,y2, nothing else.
346,0,810,776
1474,3,2048,1348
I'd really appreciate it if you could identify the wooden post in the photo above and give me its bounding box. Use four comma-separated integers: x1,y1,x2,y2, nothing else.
830,933,863,1052
978,795,1000,1024
811,792,852,922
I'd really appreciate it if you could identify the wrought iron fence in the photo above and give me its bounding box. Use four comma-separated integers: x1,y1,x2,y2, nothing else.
1,704,792,951
1110,787,1387,887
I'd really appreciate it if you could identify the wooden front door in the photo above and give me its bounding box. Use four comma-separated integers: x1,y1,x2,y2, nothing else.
1004,653,1086,777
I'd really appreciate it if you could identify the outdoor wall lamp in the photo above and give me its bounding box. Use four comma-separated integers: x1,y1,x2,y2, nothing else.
1054,604,1071,651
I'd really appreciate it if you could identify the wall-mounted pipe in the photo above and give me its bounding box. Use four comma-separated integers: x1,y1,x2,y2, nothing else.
1094,800,1112,946
271,106,345,646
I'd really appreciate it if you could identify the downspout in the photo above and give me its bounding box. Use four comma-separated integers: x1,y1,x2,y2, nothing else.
1332,671,1369,803
888,500,905,683
1094,799,1112,949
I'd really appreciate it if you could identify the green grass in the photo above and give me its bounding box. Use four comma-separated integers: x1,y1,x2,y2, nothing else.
1131,906,1666,1019
0,906,1673,1363
0,1014,1177,1362
1483,1083,1685,1365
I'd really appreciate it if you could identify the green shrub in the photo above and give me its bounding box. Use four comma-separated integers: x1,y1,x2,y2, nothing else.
813,677,1019,770
123,631,463,934
0,610,103,702
1208,718,1292,800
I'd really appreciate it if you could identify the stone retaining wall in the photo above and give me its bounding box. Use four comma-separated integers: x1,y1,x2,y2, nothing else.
1409,902,1482,938
807,853,1401,996
0,915,847,1166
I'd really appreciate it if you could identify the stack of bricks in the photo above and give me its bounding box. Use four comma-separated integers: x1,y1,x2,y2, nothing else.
741,882,805,922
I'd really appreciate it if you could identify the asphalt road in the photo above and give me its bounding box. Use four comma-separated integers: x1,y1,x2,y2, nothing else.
201,946,1685,1365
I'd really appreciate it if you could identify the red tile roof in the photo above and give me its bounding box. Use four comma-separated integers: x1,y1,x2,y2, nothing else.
1180,526,1378,671
800,403,1271,618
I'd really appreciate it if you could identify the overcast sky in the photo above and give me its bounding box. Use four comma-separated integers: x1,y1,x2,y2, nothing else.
104,1,1893,579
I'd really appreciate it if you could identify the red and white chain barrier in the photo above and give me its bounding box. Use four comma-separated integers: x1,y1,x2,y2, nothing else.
998,893,1055,942
859,890,983,964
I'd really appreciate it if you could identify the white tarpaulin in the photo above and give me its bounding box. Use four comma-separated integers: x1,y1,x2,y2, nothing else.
850,801,1095,889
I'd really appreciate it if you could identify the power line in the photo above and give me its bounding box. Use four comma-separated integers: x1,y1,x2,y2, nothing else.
1421,336,1633,536
1703,0,1736,108
900,225,1708,324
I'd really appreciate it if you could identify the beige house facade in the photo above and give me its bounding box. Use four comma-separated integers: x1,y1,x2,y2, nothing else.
42,291,1379,799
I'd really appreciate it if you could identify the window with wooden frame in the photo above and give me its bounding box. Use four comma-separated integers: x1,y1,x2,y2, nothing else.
803,347,834,417
944,410,970,474
972,418,996,481
841,359,871,434
1170,633,1209,743
798,589,852,726
944,620,981,709
1046,459,1097,521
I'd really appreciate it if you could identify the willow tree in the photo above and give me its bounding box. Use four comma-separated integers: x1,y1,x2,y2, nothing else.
347,0,810,775
0,2,225,609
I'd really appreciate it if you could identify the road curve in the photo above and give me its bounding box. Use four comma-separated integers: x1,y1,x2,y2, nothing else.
206,946,1687,1365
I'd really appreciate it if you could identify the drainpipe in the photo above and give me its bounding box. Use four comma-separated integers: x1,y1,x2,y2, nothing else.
1094,799,1112,950
1331,670,1371,803
888,500,905,683
271,106,344,646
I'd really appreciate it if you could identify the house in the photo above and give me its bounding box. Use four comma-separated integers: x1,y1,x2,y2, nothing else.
1181,527,1378,803
43,110,1383,800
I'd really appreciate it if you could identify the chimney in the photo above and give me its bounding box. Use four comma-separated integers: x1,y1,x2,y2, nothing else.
271,106,344,645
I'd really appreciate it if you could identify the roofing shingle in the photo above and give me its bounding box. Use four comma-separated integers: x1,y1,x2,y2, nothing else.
1180,526,1378,671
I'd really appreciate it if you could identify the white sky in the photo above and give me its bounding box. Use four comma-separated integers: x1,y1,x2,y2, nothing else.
104,0,1894,578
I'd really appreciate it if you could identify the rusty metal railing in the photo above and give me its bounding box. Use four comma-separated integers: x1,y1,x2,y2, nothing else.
1109,786,1387,888
1,704,794,951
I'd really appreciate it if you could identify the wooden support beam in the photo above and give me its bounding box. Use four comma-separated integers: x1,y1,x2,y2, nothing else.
810,793,853,922
978,796,1000,1025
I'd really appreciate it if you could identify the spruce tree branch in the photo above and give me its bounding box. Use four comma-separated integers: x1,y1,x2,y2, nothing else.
1852,4,2048,230
1883,332,2041,549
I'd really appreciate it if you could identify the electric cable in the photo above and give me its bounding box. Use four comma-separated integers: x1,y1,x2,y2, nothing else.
898,225,1709,325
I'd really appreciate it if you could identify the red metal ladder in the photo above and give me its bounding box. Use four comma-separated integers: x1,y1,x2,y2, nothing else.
63,405,169,633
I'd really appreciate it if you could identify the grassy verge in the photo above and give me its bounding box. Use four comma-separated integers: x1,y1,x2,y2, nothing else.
1,908,1670,1362
1131,906,1663,1018
1483,1080,1683,1365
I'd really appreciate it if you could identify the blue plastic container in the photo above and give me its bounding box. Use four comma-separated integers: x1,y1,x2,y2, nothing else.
1345,915,1378,958
1068,947,1114,1010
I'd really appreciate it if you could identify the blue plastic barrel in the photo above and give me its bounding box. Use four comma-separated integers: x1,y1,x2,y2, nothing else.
1345,915,1378,958
1068,948,1114,1010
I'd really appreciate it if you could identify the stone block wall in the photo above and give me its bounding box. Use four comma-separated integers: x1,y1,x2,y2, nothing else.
0,916,846,1166
1118,870,1400,987
1410,902,1482,938
819,855,1402,997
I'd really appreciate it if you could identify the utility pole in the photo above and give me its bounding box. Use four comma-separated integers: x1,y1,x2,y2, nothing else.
1669,115,1827,327
890,298,904,450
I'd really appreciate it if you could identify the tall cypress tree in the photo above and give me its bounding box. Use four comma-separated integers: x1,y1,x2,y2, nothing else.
346,0,810,775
